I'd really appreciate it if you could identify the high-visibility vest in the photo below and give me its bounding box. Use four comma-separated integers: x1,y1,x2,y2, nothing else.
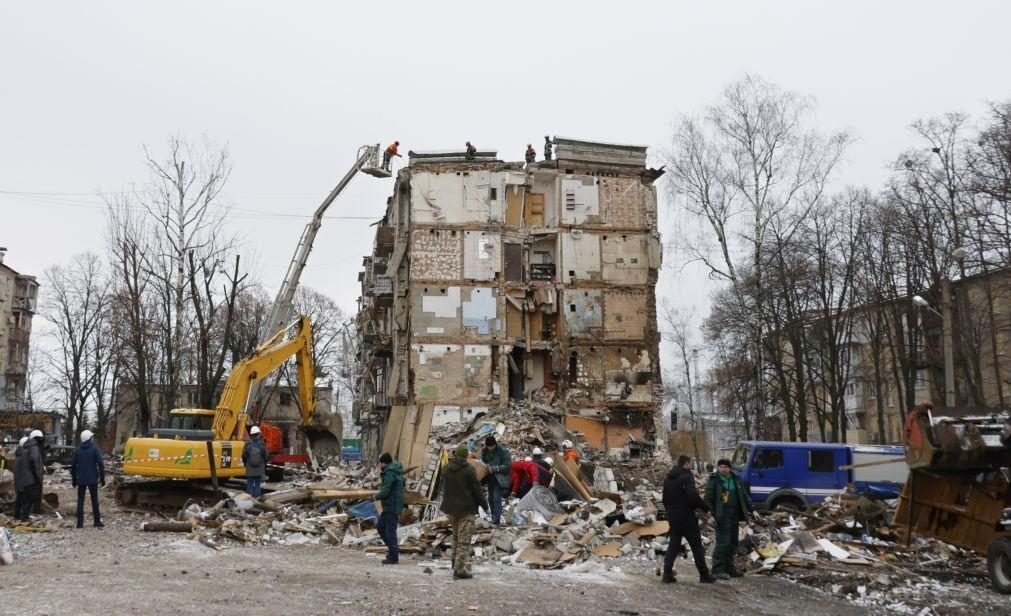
386,143,398,155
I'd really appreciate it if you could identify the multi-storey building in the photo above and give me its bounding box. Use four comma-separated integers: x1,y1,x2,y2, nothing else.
354,138,664,467
0,248,38,412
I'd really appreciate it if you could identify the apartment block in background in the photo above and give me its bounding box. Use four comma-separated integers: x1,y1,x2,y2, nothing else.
0,248,38,412
354,138,664,468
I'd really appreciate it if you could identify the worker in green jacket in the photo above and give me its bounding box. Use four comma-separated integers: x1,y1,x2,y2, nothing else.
373,452,405,565
703,458,755,579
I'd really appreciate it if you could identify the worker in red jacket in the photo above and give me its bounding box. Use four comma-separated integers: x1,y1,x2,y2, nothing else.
509,457,536,498
383,141,401,171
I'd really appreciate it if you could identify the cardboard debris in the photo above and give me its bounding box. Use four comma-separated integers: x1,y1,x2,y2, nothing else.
593,542,622,558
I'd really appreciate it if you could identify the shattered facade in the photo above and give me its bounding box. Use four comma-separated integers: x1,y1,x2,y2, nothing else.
355,138,664,465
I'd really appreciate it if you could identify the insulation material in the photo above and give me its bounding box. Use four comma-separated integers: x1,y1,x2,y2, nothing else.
560,176,600,224
603,289,649,340
462,287,500,335
504,185,524,227
411,229,462,280
598,176,651,229
412,286,461,337
563,289,603,336
524,192,545,227
463,231,501,281
561,231,601,283
600,234,649,284
604,349,652,403
506,300,524,338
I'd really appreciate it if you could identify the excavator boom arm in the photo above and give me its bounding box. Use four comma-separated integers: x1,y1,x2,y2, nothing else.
212,315,318,440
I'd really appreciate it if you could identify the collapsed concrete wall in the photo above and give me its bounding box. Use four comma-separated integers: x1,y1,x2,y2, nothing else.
355,138,664,467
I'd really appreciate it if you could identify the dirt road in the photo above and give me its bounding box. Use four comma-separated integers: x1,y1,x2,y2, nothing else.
2,505,863,616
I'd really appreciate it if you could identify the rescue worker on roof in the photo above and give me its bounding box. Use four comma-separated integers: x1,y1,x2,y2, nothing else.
383,141,401,171
525,144,536,163
465,141,477,160
543,135,553,160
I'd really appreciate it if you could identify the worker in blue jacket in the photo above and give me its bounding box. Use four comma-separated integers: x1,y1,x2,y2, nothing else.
70,429,105,528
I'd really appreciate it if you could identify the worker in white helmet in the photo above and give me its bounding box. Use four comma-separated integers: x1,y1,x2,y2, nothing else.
531,448,551,486
20,430,46,519
561,439,580,464
71,429,106,528
241,425,270,497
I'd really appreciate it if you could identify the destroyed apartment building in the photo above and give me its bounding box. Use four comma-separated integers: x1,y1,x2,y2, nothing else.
354,138,664,467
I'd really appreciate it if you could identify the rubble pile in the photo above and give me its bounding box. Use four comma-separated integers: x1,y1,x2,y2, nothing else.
144,455,681,574
744,490,992,612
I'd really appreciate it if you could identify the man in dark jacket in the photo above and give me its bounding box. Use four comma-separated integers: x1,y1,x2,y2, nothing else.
70,429,106,528
373,452,405,565
662,455,716,584
240,426,270,497
442,444,488,579
703,458,756,579
25,430,45,517
480,436,511,525
12,436,31,521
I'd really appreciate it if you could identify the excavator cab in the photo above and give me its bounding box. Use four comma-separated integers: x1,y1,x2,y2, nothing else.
359,143,393,178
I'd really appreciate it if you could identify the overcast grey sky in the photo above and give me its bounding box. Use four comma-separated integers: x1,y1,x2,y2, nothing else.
2,1,1009,344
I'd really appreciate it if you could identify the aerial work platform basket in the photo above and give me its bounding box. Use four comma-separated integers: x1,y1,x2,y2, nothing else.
359,143,392,178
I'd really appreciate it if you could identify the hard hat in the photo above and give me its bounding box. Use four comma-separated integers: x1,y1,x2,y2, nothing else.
394,141,400,145
524,456,532,462
30,429,43,439
19,436,28,447
532,447,543,456
250,426,261,436
544,456,554,466
561,439,573,449
80,429,94,442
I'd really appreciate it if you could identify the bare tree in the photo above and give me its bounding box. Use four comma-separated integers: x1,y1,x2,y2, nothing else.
41,253,109,443
666,75,851,435
659,299,703,460
106,203,160,435
187,252,248,408
138,135,232,414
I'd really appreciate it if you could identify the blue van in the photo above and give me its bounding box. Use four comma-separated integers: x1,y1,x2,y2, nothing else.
730,441,906,510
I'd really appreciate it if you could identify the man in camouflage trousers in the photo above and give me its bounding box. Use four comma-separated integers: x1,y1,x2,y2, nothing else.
441,444,488,579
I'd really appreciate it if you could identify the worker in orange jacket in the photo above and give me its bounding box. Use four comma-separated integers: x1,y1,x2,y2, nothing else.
383,141,401,171
562,439,580,464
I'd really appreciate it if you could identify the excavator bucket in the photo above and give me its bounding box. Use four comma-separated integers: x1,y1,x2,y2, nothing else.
359,143,393,178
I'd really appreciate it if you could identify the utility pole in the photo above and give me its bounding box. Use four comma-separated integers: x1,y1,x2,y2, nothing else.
941,278,956,408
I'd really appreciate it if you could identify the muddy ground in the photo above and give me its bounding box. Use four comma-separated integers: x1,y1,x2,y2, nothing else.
0,483,1005,615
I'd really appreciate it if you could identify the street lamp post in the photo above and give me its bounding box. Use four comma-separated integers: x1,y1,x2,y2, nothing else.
913,287,956,408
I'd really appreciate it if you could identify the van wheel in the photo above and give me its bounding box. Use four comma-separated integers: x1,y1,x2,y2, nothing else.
988,537,1011,594
770,496,805,512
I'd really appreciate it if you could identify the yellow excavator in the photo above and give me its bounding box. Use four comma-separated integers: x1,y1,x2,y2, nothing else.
121,316,316,480
119,144,390,500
